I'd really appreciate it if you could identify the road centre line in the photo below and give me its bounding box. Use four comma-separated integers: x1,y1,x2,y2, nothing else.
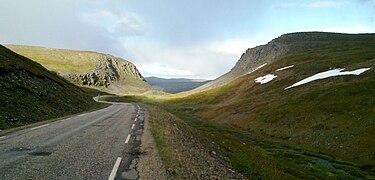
108,157,122,180
131,124,135,129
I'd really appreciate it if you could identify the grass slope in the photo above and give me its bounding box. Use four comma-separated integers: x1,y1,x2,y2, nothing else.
5,45,154,95
169,32,375,175
0,45,102,129
5,45,98,74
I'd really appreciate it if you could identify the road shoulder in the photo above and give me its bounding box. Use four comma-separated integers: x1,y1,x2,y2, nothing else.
138,105,243,179
137,105,168,180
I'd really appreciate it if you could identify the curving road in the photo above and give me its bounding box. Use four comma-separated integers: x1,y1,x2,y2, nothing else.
0,103,142,179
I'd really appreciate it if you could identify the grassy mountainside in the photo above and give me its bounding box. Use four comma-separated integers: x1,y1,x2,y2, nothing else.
169,32,375,175
0,45,102,130
145,77,209,93
5,45,155,95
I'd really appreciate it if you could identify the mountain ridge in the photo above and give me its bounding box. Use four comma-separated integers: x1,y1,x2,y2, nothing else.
193,31,374,92
5,45,154,95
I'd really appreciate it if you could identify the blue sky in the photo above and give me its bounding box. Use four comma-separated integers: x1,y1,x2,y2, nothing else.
1,0,374,79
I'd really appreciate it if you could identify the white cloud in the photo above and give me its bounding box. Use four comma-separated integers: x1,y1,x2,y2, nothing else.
125,40,254,79
80,10,146,37
125,37,273,79
275,1,351,8
202,39,253,55
138,63,194,77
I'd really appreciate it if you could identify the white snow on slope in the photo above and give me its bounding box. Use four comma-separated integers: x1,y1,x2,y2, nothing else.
276,65,294,72
255,74,277,84
285,68,371,89
249,63,267,74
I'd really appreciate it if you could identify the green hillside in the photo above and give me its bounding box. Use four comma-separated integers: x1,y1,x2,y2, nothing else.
0,45,102,130
168,32,375,177
5,45,155,95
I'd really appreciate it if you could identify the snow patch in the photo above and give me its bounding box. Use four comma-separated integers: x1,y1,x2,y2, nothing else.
285,68,371,89
255,74,277,84
276,65,294,72
249,63,267,74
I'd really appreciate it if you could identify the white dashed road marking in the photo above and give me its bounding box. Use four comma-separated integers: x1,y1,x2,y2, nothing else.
30,124,49,130
131,124,135,129
108,157,122,180
60,118,71,122
125,134,131,144
78,114,86,117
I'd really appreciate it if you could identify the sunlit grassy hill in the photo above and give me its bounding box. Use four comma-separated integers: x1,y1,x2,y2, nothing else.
5,45,155,95
170,32,375,174
0,45,102,129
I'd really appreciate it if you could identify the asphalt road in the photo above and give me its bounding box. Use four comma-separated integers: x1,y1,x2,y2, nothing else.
0,103,140,179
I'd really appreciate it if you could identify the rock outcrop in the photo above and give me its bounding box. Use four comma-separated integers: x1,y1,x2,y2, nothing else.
65,56,145,88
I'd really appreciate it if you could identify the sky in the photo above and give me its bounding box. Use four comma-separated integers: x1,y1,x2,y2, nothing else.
0,0,374,79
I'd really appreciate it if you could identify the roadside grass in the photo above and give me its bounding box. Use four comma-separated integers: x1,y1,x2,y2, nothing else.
146,107,173,166
146,105,245,178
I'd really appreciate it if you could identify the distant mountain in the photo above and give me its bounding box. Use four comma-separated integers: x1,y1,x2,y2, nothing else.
145,77,209,93
0,45,100,129
5,45,156,95
172,32,375,175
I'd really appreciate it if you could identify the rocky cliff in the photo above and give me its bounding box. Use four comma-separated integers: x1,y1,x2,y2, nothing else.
65,56,145,88
194,33,293,92
5,45,154,95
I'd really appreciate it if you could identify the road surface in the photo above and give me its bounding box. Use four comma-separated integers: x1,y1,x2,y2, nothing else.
0,103,142,179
